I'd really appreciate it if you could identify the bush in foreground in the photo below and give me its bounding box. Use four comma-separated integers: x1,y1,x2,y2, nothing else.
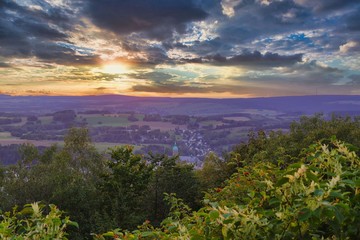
0,202,78,239
96,139,360,239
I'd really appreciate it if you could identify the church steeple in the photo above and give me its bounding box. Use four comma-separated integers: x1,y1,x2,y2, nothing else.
172,142,179,156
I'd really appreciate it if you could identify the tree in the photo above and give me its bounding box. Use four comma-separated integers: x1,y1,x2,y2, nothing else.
229,115,360,168
196,152,230,190
97,139,360,240
53,110,76,123
0,128,105,239
98,146,153,230
146,153,201,225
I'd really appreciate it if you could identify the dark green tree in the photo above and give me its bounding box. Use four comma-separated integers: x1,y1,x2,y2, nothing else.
98,146,153,230
146,153,201,225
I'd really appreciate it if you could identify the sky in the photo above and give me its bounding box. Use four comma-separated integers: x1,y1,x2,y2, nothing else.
0,0,359,98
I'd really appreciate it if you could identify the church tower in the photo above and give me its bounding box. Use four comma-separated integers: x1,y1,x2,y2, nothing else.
172,142,179,156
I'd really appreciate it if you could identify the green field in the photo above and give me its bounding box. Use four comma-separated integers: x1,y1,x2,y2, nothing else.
226,127,251,139
0,132,12,139
38,116,53,124
199,120,224,127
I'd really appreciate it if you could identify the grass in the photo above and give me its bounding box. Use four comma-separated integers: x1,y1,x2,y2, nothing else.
0,132,13,139
38,116,53,125
225,127,251,139
199,120,224,127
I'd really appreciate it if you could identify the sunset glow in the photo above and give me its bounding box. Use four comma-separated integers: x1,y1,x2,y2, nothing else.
0,0,359,97
96,63,130,75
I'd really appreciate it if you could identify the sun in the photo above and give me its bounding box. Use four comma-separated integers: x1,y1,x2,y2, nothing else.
102,63,129,74
94,62,130,75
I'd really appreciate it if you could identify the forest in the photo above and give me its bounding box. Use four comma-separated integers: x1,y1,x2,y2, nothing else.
0,114,359,239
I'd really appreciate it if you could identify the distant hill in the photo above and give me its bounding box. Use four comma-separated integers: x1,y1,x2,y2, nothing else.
0,94,359,116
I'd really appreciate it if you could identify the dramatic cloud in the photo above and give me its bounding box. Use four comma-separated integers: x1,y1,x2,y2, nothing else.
86,0,208,40
184,51,303,67
294,0,359,12
0,0,359,97
339,41,360,54
0,0,98,65
345,7,360,31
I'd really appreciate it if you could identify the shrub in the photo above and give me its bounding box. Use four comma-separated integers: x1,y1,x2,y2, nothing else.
0,202,78,240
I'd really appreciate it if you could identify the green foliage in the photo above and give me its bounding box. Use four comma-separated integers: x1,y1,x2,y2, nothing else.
98,146,153,230
18,143,39,165
146,154,201,225
230,114,360,168
96,139,360,239
0,202,77,239
0,128,106,239
196,152,232,190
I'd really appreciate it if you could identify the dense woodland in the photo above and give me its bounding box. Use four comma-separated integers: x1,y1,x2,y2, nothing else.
0,115,360,239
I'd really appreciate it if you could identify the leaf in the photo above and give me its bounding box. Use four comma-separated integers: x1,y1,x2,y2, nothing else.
333,206,344,224
223,213,232,219
321,201,332,207
209,210,219,220
67,221,79,229
298,208,312,222
20,207,33,216
168,225,177,231
210,202,219,208
190,234,204,240
269,198,280,206
308,166,321,173
314,189,324,196
289,163,302,169
306,171,318,182
102,232,115,237
354,179,360,187
222,226,228,238
340,179,354,186
248,191,255,198
275,177,289,187
329,191,344,200
141,231,154,237
223,219,234,224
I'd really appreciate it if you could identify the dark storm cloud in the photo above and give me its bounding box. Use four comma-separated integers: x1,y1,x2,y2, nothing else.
33,43,99,66
86,0,208,40
345,7,360,31
184,51,303,67
295,0,359,13
216,1,312,44
171,0,360,65
0,0,99,65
